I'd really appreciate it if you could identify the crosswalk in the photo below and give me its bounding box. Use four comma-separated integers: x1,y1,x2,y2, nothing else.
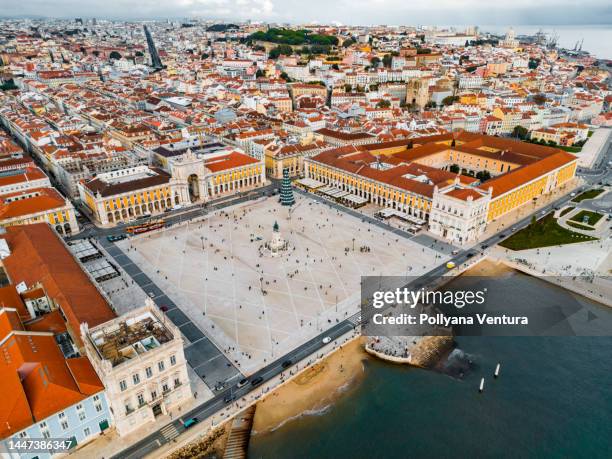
160,423,180,441
347,314,362,326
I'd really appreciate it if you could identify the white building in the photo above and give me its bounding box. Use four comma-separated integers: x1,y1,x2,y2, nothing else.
429,183,491,244
81,302,193,436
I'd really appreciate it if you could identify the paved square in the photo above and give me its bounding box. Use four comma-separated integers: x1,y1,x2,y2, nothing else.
119,195,447,374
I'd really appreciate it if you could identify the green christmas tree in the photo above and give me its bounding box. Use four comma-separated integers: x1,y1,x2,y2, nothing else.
279,168,295,206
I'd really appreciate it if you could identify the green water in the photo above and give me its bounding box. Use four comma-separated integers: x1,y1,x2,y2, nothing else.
249,275,612,458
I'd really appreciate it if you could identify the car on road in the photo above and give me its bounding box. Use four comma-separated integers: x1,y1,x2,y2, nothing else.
281,359,292,369
322,336,331,344
251,376,264,386
223,393,234,403
446,261,456,269
148,292,156,298
106,234,126,242
451,249,459,255
499,233,506,238
159,305,169,312
183,417,199,428
237,378,249,388
214,383,225,391
481,244,488,249
570,192,577,197
466,253,474,258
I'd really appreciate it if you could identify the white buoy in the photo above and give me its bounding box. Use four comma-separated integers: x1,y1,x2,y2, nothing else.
494,363,501,378
479,377,485,393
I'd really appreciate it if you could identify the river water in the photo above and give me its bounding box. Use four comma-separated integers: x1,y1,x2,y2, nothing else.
249,271,612,458
479,24,612,60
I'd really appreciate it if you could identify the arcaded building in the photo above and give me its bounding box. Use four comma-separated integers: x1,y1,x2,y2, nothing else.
305,132,577,243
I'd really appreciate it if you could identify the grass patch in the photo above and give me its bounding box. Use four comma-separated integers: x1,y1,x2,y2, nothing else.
570,210,603,226
559,206,574,217
557,145,582,153
588,130,594,137
566,221,595,231
500,214,597,250
572,188,604,203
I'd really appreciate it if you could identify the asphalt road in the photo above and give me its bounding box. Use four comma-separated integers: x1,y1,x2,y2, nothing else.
114,315,357,459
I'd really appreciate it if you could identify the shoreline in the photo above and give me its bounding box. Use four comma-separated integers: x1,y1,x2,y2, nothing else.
251,259,514,435
252,337,369,435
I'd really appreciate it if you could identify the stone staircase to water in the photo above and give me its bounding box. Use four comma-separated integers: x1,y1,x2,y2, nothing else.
223,406,256,459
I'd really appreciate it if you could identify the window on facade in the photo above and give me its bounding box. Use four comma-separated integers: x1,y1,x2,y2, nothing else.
61,420,69,430
162,381,169,393
170,355,176,366
145,366,153,378
119,380,127,391
84,427,91,437
132,373,140,385
174,377,181,387
58,412,65,419
158,361,165,372
79,411,86,421
151,390,157,400
93,395,100,402
95,403,103,413
18,431,28,439
137,393,145,406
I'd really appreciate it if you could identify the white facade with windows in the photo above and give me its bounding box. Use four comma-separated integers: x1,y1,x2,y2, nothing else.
81,302,192,436
429,185,491,244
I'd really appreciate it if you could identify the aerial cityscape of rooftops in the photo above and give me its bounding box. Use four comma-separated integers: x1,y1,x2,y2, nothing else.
0,5,610,459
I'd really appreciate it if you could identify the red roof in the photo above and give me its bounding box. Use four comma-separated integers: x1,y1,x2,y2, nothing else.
205,151,259,173
0,317,104,438
2,224,116,345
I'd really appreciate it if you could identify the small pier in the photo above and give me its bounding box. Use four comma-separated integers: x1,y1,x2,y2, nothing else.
223,406,256,459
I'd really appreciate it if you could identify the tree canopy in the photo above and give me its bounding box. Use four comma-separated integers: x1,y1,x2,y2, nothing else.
249,28,338,47
269,44,293,59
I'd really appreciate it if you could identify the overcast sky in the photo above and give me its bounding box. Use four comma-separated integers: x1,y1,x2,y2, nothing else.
3,0,611,25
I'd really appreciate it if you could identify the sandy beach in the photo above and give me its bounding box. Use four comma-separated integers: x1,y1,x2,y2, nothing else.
252,260,515,434
252,337,369,434
462,258,515,277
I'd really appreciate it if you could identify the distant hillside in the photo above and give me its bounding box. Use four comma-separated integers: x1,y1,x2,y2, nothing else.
248,28,338,47
207,23,239,32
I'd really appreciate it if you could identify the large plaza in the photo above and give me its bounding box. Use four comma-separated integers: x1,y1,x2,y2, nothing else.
118,194,448,374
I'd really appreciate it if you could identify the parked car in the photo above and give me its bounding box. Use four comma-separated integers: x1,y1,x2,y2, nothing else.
251,376,264,386
322,336,331,344
237,378,249,388
159,305,169,312
281,359,292,369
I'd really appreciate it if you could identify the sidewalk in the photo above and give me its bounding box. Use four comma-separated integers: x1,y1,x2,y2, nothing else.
578,128,610,168
145,328,362,459
479,177,582,240
68,366,214,459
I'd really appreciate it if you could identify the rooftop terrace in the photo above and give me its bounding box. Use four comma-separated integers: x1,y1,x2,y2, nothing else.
89,310,173,367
